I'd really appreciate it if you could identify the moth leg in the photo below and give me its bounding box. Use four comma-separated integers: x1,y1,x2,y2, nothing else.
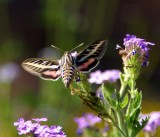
75,70,81,82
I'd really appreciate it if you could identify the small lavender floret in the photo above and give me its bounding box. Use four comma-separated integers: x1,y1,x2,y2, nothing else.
0,63,19,83
14,118,33,135
34,125,51,137
32,118,48,123
88,70,104,84
74,113,101,135
88,70,120,84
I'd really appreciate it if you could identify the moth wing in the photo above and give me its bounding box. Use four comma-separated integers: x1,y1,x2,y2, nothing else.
75,40,107,72
22,58,61,80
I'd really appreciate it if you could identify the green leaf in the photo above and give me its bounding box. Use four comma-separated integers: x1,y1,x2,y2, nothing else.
126,91,142,118
101,84,117,109
130,116,149,136
129,108,140,124
119,93,129,108
120,73,125,83
126,91,146,137
101,83,114,96
130,91,142,116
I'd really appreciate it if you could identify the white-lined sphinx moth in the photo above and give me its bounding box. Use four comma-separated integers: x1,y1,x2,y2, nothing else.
22,40,107,88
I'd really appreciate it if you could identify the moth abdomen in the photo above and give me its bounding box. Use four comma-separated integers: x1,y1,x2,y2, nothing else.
62,65,75,88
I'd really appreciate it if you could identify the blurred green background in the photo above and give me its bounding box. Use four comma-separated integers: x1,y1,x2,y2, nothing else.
0,0,159,136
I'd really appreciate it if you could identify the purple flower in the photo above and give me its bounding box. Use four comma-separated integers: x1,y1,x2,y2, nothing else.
34,125,50,136
101,126,109,136
14,117,66,137
88,70,104,84
74,113,101,135
96,88,104,100
142,111,160,135
0,63,19,83
103,70,120,82
88,70,120,84
118,34,154,66
49,126,65,136
14,118,33,135
32,118,48,123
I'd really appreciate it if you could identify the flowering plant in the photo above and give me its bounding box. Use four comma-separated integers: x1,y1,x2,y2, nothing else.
74,34,159,137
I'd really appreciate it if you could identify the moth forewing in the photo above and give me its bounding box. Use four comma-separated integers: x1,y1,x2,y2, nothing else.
85,40,107,59
76,40,107,61
75,40,107,72
96,40,108,59
22,58,61,80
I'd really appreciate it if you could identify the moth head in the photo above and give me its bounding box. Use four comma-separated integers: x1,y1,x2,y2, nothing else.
63,51,70,57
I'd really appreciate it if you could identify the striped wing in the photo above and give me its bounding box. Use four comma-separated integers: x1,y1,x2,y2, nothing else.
22,58,61,80
75,40,107,72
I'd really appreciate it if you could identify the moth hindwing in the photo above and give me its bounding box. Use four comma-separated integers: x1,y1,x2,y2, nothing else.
22,39,107,88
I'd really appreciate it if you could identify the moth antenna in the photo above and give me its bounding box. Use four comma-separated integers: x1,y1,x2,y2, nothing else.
51,45,64,53
70,43,84,52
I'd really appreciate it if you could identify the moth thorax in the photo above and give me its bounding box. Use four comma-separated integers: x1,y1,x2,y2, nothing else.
62,65,75,88
61,51,75,65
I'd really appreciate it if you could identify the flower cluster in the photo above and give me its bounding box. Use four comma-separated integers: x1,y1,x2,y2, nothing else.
74,113,102,135
142,111,160,135
88,69,120,84
117,34,155,81
14,117,66,137
117,34,155,67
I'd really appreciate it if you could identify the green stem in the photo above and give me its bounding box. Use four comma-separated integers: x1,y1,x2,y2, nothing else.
126,78,136,116
130,79,135,95
119,73,129,97
102,116,127,137
116,109,129,137
114,124,127,137
119,82,127,97
126,97,133,117
126,78,138,137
